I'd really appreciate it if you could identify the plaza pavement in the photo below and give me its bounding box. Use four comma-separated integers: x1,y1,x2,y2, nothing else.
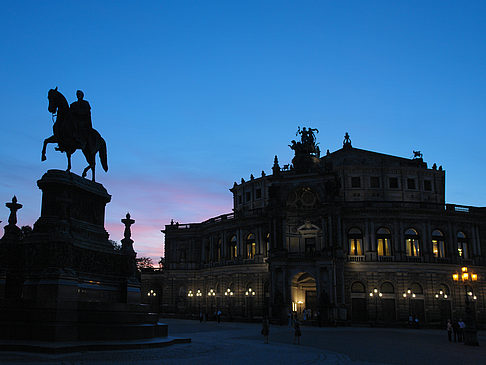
1,318,486,364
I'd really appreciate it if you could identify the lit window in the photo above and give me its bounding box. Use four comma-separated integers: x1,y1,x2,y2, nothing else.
432,230,445,258
217,239,222,261
348,228,363,255
457,232,468,259
229,235,237,259
405,228,420,256
265,233,270,256
246,233,256,259
376,227,392,256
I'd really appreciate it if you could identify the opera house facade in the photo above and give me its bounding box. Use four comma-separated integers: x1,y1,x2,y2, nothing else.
149,130,485,327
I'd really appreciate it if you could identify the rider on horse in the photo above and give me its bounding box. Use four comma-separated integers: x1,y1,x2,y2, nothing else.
70,90,92,148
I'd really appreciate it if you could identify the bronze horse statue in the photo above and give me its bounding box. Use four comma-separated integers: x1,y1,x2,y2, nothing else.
42,88,108,182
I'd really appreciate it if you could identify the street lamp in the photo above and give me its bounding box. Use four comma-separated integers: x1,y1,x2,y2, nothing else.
245,288,256,319
402,289,415,326
224,288,234,319
297,300,304,319
369,288,383,323
452,266,479,346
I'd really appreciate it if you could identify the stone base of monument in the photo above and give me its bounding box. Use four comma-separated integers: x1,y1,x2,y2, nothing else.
0,170,189,350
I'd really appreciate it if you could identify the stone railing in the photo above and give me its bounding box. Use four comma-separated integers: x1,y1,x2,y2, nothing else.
406,256,423,263
348,255,365,262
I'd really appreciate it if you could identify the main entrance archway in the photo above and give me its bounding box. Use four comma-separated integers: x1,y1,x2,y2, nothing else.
291,272,317,320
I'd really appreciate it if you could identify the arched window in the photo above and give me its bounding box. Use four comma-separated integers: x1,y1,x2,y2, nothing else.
216,238,222,262
351,282,365,293
405,228,420,257
229,235,237,259
348,228,363,256
381,282,394,294
265,233,270,257
457,232,469,259
376,227,392,256
432,230,445,258
246,233,256,259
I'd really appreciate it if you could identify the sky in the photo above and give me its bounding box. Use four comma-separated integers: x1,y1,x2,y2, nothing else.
1,1,486,263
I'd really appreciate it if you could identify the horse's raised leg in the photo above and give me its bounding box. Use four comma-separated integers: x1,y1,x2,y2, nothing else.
66,153,72,172
82,165,90,178
42,135,57,161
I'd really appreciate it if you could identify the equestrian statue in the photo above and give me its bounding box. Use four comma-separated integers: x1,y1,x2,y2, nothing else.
41,88,108,182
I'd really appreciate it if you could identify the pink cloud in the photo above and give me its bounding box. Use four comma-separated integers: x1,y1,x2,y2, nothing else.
103,171,234,263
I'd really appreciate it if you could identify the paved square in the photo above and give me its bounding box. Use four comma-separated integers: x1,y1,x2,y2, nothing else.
1,319,485,364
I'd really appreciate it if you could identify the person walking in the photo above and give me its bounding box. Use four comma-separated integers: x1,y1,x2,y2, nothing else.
446,319,452,342
293,320,301,345
261,317,269,344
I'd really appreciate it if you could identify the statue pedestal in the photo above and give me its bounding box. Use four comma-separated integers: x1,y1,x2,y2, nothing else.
0,170,166,342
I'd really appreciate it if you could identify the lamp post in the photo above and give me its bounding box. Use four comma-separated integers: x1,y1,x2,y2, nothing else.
434,289,449,325
245,287,256,319
147,289,157,312
297,300,304,320
369,288,383,324
452,266,479,346
224,288,234,320
187,290,194,318
402,289,416,326
208,288,216,319
196,289,202,316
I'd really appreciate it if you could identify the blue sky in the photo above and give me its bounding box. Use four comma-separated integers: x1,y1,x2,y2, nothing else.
1,1,485,262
